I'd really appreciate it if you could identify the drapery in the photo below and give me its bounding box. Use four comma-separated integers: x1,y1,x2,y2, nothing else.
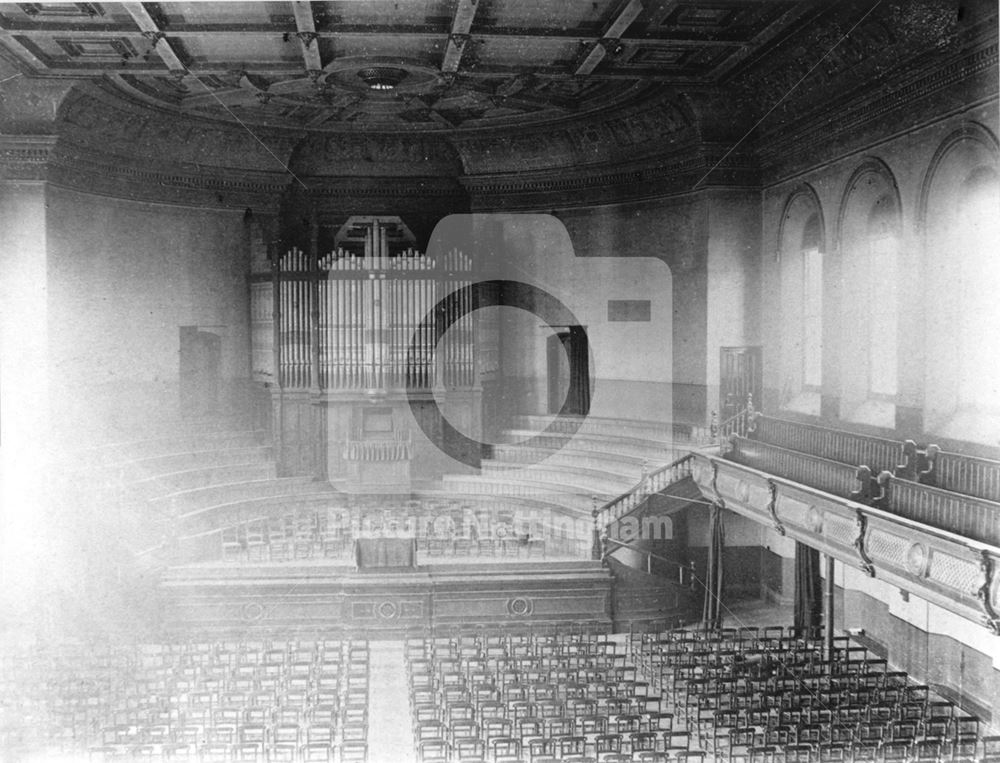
702,502,725,629
794,541,823,639
566,326,591,416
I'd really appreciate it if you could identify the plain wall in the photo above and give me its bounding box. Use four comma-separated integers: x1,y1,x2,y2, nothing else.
45,185,252,442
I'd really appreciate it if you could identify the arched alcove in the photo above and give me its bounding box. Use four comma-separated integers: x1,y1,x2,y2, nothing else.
920,122,1000,442
776,185,826,415
836,159,903,428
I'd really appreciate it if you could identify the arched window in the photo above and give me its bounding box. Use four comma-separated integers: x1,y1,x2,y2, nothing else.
866,197,900,398
956,167,1000,412
837,160,902,429
800,214,823,390
777,189,825,415
920,124,999,441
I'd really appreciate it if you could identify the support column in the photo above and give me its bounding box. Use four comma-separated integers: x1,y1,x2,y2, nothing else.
0,180,51,625
825,554,836,657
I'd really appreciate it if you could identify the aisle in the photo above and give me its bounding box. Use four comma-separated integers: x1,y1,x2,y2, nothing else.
367,640,415,763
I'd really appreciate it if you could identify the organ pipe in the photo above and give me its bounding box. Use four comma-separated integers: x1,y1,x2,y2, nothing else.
310,208,321,393
259,220,479,393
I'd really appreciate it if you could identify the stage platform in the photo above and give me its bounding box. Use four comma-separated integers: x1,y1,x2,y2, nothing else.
159,560,613,638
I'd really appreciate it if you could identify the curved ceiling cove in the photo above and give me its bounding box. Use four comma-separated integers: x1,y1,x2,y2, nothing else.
289,131,464,177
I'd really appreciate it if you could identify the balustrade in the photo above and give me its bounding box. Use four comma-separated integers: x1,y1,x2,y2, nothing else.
690,451,1000,635
751,416,905,477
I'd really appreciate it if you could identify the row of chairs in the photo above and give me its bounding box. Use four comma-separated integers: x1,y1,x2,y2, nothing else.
406,633,697,762
221,522,549,563
1,638,371,762
633,627,988,763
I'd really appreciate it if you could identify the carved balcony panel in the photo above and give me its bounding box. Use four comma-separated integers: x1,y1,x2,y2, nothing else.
690,451,1000,634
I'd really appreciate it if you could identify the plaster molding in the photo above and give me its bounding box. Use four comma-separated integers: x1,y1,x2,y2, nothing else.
0,134,58,180
760,40,998,182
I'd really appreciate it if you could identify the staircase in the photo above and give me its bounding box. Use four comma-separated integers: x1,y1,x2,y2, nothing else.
442,415,687,515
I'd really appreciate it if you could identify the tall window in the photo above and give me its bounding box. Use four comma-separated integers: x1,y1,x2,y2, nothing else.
958,168,1000,412
801,214,823,389
867,198,900,397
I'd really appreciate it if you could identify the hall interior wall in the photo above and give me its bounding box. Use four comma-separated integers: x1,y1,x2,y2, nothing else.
759,100,999,443
43,185,254,444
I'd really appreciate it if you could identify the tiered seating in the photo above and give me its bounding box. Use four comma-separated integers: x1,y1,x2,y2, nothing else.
405,630,687,763
440,417,687,556
726,416,1000,546
51,427,346,561
636,626,986,763
0,638,370,762
67,429,275,496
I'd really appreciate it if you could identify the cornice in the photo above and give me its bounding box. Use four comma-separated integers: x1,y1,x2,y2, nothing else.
0,134,58,180
759,39,999,183
43,138,288,208
463,143,758,210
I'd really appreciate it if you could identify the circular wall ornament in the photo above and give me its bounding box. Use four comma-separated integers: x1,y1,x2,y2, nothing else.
807,506,824,534
376,601,399,619
241,602,266,622
506,597,534,617
738,481,750,502
906,542,928,576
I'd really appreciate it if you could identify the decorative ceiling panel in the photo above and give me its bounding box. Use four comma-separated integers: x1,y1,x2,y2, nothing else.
327,34,440,63
16,2,104,19
652,1,796,36
476,0,609,33
470,36,579,68
161,2,282,26
318,0,452,29
178,33,295,64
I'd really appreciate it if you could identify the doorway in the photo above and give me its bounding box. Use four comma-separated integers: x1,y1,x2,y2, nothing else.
179,326,222,418
547,326,590,416
719,345,762,420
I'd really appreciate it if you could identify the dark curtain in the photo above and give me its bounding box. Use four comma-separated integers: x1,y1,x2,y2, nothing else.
702,502,725,629
565,326,591,416
794,542,823,639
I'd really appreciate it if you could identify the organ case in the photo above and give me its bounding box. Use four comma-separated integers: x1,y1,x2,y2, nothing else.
250,216,489,489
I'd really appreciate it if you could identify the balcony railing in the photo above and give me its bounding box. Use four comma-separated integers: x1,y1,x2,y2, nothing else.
690,451,1000,636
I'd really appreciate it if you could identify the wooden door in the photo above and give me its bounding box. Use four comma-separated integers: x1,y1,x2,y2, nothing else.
719,346,762,420
547,332,571,414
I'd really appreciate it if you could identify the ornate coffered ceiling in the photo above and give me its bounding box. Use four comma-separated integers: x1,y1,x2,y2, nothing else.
0,0,819,130
0,1,994,208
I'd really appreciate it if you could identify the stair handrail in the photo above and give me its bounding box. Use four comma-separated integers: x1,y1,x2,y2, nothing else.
590,397,758,556
706,393,758,446
602,537,697,587
592,452,695,533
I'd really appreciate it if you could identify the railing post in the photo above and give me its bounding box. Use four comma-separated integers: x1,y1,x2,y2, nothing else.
710,411,718,444
825,554,836,658
745,392,757,436
591,496,602,562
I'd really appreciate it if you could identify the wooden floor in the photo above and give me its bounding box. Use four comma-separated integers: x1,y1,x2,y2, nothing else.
719,597,794,628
